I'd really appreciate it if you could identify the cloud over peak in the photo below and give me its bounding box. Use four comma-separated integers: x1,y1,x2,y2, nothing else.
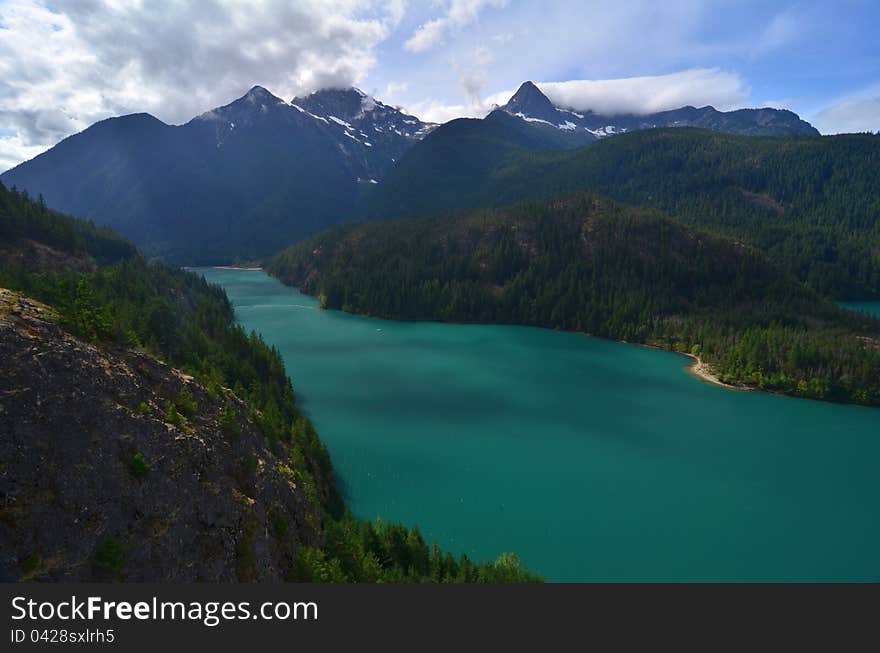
0,0,402,171
486,68,751,116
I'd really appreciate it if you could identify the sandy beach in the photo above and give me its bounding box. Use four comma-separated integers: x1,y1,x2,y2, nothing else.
684,353,750,391
212,265,263,271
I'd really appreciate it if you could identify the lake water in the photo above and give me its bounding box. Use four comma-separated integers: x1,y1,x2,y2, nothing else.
201,268,880,581
843,301,880,317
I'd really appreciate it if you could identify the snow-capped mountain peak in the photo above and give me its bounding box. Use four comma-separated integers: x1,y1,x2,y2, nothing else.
503,81,560,123
289,87,437,179
292,87,435,141
187,84,437,180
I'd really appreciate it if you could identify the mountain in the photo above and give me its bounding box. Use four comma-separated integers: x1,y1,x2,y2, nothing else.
269,193,880,406
367,81,820,218
499,81,820,139
0,79,819,265
366,127,880,300
0,182,540,582
361,109,594,219
0,86,434,264
0,79,823,265
292,86,435,181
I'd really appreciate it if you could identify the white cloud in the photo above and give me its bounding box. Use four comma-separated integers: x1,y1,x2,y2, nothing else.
404,0,508,53
456,46,494,114
402,45,496,122
0,0,402,171
812,96,880,134
384,81,409,99
0,133,48,173
408,68,754,125
386,0,407,27
485,68,751,116
752,9,801,55
405,17,447,53
400,99,479,124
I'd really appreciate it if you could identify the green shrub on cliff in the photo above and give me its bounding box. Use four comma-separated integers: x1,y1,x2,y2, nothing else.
129,452,150,480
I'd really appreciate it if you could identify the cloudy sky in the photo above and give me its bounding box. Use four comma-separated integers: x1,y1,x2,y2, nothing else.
1,0,878,171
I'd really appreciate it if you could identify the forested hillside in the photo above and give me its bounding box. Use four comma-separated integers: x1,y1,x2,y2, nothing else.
0,182,540,582
270,194,880,406
366,129,880,299
0,181,137,266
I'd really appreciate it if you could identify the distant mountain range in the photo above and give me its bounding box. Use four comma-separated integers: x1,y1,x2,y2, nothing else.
497,81,819,143
1,86,433,263
1,81,819,263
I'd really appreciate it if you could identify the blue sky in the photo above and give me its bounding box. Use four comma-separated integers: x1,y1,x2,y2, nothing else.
365,0,880,125
1,0,878,171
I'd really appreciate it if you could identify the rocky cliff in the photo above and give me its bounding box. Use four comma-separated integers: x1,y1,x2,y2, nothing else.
0,288,323,581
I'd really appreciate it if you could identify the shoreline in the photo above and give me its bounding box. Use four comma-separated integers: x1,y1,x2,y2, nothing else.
681,352,749,391
636,343,747,391
211,265,263,271
258,272,766,398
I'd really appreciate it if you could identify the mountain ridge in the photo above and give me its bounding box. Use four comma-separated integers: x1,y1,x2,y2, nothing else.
1,80,821,264
498,81,820,139
0,85,435,263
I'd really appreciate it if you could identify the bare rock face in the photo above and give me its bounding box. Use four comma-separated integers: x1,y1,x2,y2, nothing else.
0,288,323,581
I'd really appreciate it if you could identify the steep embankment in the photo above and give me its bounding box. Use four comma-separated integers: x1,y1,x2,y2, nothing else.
270,194,880,405
0,289,322,581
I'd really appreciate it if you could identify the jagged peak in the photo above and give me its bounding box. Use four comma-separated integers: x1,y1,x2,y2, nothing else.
191,85,287,123
508,81,551,103
292,86,399,125
502,81,558,120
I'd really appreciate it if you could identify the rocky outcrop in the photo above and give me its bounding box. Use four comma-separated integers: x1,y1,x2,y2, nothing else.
0,288,322,581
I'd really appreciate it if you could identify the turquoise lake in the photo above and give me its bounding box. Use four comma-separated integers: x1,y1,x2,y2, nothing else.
201,268,880,581
843,302,880,317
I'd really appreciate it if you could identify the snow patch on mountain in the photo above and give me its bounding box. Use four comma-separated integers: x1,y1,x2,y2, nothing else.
290,104,329,123
514,112,553,126
328,116,353,128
